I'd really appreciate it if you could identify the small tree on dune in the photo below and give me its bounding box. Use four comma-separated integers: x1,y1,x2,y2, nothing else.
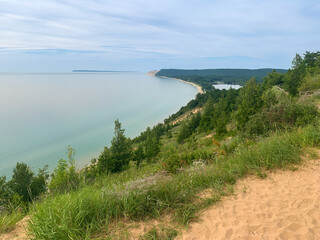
98,119,132,173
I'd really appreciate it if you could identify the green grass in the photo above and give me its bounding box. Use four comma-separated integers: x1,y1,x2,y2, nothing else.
141,226,178,240
28,124,320,239
0,211,24,234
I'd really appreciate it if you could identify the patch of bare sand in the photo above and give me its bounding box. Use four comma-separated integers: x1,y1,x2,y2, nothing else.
147,70,159,76
179,160,320,240
0,217,28,240
172,108,202,125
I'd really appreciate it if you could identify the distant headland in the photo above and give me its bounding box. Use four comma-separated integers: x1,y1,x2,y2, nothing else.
152,68,288,86
146,70,159,76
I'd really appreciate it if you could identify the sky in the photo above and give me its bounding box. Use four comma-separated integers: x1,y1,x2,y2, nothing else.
0,0,319,72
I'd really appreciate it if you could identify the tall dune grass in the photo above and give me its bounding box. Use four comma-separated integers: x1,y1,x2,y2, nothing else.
29,124,320,239
0,211,24,234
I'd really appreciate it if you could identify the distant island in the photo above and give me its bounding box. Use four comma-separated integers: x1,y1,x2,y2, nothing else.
72,70,135,73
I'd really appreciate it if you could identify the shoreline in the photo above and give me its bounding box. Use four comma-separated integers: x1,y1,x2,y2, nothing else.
169,77,204,94
147,70,203,94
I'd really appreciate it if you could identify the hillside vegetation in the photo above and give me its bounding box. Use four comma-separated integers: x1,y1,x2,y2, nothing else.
156,68,287,90
0,51,320,239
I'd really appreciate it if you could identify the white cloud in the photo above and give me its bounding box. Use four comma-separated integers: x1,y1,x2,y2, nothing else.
0,0,319,71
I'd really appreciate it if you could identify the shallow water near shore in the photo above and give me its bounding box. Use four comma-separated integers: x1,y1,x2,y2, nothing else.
0,72,197,177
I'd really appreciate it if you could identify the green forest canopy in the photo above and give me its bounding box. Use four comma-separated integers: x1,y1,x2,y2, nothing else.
156,68,287,86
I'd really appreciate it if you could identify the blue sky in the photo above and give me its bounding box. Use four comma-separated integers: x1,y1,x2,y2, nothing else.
0,0,319,72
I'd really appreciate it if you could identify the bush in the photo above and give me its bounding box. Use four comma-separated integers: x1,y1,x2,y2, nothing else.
163,149,215,174
163,154,185,174
299,73,320,93
49,147,80,193
245,100,318,136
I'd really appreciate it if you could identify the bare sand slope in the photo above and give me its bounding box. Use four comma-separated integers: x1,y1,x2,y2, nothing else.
179,160,320,240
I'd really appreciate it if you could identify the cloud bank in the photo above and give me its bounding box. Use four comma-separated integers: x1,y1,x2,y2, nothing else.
0,0,319,71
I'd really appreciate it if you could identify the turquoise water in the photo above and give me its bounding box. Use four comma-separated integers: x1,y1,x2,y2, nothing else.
0,72,197,177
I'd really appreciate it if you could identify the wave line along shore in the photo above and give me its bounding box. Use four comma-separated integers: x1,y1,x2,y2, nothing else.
147,70,204,94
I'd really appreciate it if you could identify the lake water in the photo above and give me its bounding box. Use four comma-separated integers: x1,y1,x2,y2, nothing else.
0,72,198,177
213,84,242,90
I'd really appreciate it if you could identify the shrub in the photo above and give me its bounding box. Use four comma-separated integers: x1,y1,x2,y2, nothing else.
163,154,185,174
49,147,80,193
299,73,320,93
163,149,216,174
245,100,318,135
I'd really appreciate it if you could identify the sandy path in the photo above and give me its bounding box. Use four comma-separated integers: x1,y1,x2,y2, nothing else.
0,217,28,240
179,160,320,240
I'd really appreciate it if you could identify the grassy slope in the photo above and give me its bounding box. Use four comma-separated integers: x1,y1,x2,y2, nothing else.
27,121,320,239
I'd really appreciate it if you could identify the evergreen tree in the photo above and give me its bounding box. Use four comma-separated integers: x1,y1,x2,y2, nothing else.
144,135,160,161
261,70,284,90
177,112,201,143
284,51,320,95
98,119,132,173
109,119,132,172
97,146,112,173
177,121,191,144
199,97,215,132
235,78,262,130
189,112,201,131
133,145,145,168
8,162,34,202
215,111,227,136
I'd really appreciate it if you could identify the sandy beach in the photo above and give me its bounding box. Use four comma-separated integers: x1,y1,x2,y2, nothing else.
179,159,320,240
172,77,204,94
147,70,204,94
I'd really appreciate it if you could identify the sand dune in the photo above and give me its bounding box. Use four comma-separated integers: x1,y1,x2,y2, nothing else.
179,160,320,240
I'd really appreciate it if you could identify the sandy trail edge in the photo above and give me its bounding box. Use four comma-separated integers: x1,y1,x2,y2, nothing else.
0,217,28,240
178,159,320,240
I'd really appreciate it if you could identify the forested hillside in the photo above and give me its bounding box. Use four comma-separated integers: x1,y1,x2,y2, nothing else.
1,51,320,239
156,68,287,90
